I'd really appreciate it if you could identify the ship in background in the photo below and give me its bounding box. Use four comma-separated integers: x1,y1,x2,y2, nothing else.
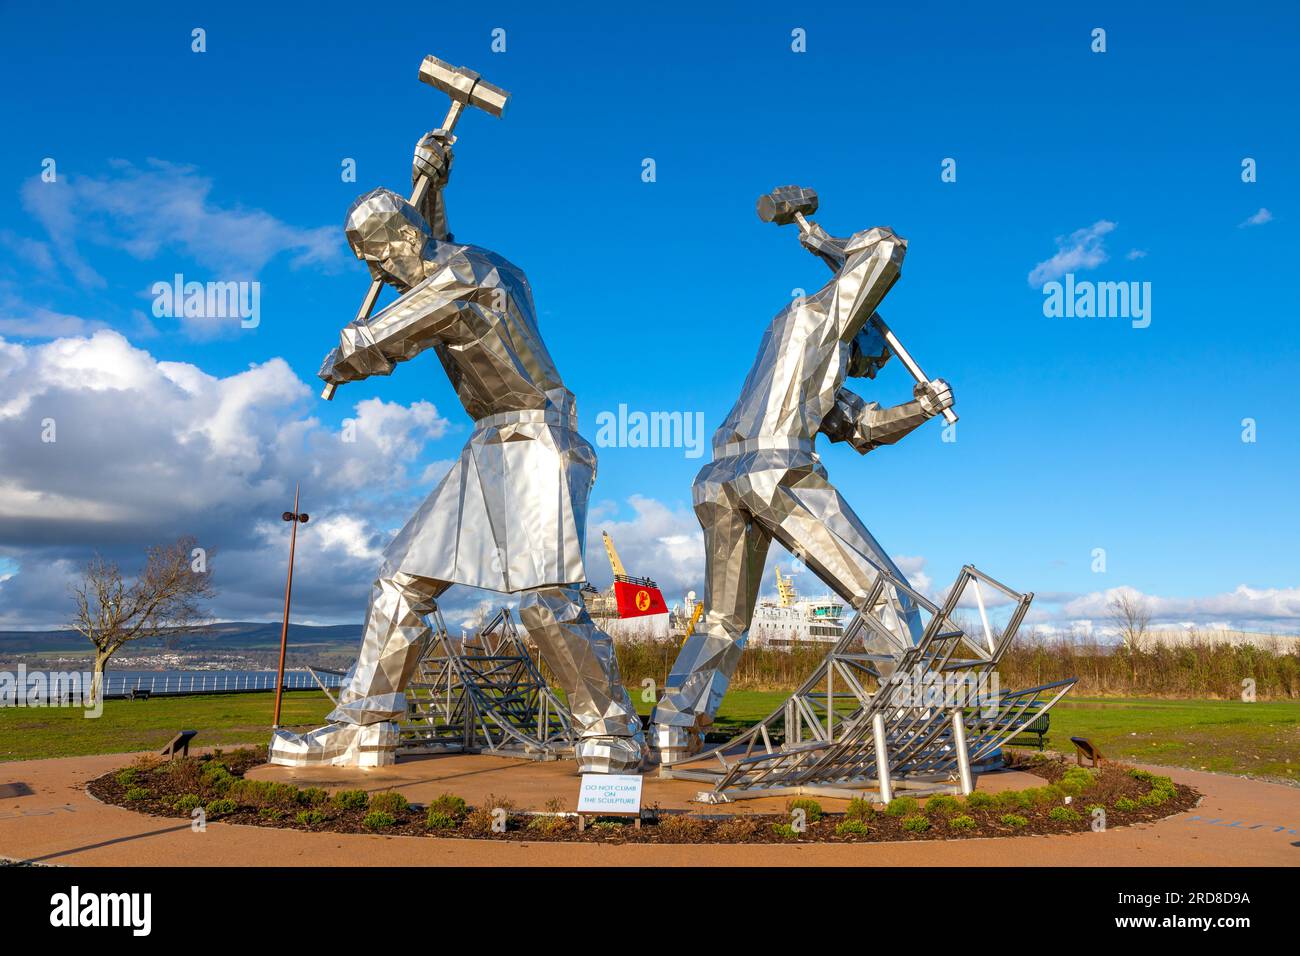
581,531,672,641
580,539,844,648
747,568,846,648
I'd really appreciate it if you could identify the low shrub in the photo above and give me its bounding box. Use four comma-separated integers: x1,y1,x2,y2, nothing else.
845,797,876,821
205,798,237,817
426,810,459,830
332,789,369,811
162,757,202,791
770,822,800,838
1114,797,1139,812
886,796,919,817
715,816,758,842
428,793,468,820
298,788,329,806
1059,767,1097,795
993,790,1031,810
258,808,285,821
923,795,961,818
1025,785,1066,808
901,815,930,833
368,791,410,815
785,797,823,823
963,791,995,810
173,794,202,812
949,814,977,830
115,768,139,787
131,753,166,773
296,809,326,826
1139,789,1169,807
657,814,706,842
1048,806,1082,822
1000,813,1029,828
464,794,515,835
124,786,151,802
227,779,301,809
362,811,396,831
836,818,870,837
200,763,235,795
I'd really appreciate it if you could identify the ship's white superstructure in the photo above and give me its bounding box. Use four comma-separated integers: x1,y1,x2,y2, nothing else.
748,569,846,647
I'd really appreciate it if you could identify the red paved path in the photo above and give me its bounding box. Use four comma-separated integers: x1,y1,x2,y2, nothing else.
1,752,1296,866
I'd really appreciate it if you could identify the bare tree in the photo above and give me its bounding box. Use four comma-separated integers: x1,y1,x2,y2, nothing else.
70,537,215,703
1108,590,1151,683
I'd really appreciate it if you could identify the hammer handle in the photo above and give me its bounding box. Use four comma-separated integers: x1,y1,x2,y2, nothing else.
322,99,466,401
792,216,958,425
870,315,959,425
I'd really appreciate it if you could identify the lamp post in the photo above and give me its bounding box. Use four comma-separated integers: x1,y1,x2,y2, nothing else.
273,484,309,728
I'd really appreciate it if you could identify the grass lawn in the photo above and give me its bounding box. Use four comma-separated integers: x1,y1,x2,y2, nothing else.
1028,696,1299,783
1,689,1295,783
0,691,334,762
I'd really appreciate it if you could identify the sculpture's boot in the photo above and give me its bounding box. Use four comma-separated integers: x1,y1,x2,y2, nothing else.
268,573,446,768
519,586,646,773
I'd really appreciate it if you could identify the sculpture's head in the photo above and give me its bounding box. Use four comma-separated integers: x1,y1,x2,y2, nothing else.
344,188,432,292
848,322,891,379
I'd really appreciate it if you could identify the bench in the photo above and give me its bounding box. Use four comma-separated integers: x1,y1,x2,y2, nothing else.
1008,712,1050,750
128,688,152,701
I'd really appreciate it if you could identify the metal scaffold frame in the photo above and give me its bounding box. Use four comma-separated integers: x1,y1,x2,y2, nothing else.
400,607,576,760
661,566,1076,802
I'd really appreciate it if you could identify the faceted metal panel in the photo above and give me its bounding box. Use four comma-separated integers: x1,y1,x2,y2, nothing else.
651,206,955,759
271,132,642,772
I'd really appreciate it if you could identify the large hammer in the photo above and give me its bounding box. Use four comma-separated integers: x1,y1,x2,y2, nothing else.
757,185,958,425
322,56,510,401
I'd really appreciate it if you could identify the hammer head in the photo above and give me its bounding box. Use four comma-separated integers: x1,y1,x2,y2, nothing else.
756,185,818,226
418,55,510,118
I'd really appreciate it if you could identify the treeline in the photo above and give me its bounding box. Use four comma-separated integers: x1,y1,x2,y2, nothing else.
999,632,1300,700
605,634,1300,700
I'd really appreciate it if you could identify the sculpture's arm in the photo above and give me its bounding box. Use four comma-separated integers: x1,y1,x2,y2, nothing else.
319,275,470,386
819,381,952,454
800,226,907,341
838,230,907,341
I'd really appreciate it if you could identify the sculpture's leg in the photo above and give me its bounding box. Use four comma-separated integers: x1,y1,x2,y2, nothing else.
518,585,645,773
269,572,448,768
650,484,770,761
763,467,923,657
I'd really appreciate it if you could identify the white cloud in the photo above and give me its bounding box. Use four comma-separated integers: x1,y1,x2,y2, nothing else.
0,330,450,627
1027,220,1115,287
1239,207,1273,228
1059,583,1300,631
19,160,342,286
585,494,702,597
1125,248,1147,260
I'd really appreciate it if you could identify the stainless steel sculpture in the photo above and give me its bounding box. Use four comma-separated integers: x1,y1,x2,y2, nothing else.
401,607,576,759
662,567,1077,801
650,187,956,761
270,56,643,773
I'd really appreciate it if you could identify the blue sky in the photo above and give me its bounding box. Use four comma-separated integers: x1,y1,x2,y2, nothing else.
1,1,1297,631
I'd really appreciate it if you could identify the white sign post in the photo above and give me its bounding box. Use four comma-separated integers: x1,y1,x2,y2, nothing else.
576,773,644,830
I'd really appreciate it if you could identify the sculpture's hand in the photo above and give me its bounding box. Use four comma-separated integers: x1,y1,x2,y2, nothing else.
413,129,456,189
914,378,954,418
319,347,350,388
318,342,395,390
798,221,848,270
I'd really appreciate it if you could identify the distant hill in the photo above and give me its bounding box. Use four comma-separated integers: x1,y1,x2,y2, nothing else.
0,621,363,655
